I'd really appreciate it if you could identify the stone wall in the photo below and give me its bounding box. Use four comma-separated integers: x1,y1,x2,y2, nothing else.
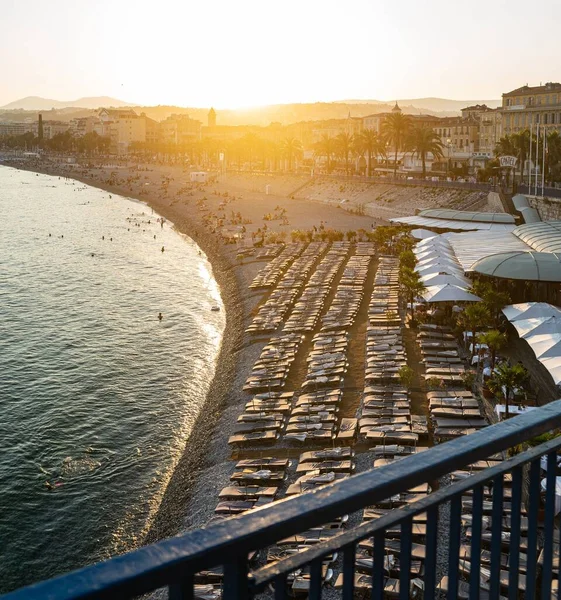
528,195,561,221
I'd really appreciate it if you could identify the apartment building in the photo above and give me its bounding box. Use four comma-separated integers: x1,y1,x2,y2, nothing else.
501,82,561,135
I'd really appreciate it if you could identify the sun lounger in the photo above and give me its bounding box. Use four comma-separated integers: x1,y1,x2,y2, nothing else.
336,418,357,441
218,486,278,500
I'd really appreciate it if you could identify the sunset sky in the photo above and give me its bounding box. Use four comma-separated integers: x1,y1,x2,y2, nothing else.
2,0,561,108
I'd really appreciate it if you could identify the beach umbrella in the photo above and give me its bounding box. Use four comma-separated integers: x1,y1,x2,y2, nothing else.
502,302,537,322
416,262,463,276
417,256,460,270
417,236,449,247
524,333,561,359
538,357,561,386
415,243,453,255
515,316,561,339
411,229,437,240
421,273,471,288
503,302,561,322
416,248,456,261
422,284,482,303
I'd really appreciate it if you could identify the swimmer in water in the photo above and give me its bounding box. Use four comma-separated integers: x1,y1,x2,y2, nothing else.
161,246,165,253
158,312,163,321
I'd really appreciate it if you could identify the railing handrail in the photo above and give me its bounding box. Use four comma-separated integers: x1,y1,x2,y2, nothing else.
249,434,561,590
5,400,561,600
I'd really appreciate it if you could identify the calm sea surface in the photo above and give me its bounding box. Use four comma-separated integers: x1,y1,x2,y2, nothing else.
0,166,225,592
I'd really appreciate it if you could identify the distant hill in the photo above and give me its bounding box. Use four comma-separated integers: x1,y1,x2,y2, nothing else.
338,97,501,112
1,96,133,110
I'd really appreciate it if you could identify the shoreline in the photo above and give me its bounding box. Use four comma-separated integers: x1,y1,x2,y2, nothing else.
2,159,247,546
2,157,379,549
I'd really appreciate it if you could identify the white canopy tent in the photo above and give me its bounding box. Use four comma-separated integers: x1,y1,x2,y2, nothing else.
513,317,561,339
410,229,437,240
502,302,561,322
539,357,561,385
422,284,482,303
416,263,464,276
523,333,561,359
420,273,471,288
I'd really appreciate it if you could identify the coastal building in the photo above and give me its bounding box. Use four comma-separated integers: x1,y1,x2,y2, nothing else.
70,116,102,137
0,121,34,136
501,82,561,135
160,113,202,146
98,108,153,154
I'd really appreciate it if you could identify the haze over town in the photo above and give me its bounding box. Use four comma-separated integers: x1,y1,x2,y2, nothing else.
3,0,561,109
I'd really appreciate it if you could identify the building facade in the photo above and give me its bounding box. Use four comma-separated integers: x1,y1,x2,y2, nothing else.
501,82,561,135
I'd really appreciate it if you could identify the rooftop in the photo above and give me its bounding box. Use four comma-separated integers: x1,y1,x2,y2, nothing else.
503,82,561,97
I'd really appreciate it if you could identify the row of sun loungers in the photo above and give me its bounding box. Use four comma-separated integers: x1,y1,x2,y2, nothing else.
228,391,294,446
263,448,355,594
437,454,539,597
359,257,429,443
283,244,350,334
253,244,283,260
249,243,305,289
335,446,429,597
243,334,303,392
428,389,488,440
246,243,328,334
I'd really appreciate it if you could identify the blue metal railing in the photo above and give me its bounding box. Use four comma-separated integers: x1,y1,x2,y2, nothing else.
5,401,561,600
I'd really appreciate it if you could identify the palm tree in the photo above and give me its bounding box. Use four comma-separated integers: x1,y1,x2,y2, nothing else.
279,137,303,171
408,126,445,177
477,330,506,370
335,132,354,175
488,363,528,417
401,270,426,318
381,113,412,176
240,133,261,171
458,304,491,358
356,129,386,176
314,134,336,173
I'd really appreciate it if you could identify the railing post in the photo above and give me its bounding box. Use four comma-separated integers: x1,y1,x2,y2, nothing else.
469,485,484,600
489,475,504,600
224,557,249,600
399,519,412,600
372,531,385,600
541,452,557,600
447,496,462,600
526,459,541,600
168,573,194,600
509,465,523,600
424,504,439,600
342,544,356,600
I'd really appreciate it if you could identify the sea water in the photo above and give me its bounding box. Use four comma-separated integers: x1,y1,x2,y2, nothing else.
0,166,225,592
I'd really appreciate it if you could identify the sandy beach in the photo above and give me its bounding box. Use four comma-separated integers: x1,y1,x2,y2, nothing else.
2,157,383,544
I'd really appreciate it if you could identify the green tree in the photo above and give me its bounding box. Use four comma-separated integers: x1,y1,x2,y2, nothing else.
356,129,386,176
401,270,426,318
399,249,416,271
477,330,507,370
279,137,303,171
314,134,336,173
408,126,445,177
547,131,561,183
488,363,528,417
335,132,354,175
381,112,412,177
458,304,491,358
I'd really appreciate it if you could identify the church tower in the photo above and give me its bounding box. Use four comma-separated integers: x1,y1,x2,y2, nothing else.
208,107,216,128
